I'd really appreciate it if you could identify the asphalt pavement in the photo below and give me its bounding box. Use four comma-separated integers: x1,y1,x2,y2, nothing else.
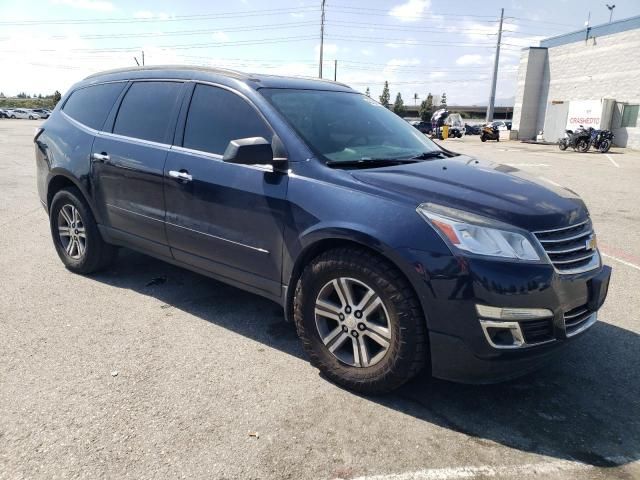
0,119,638,479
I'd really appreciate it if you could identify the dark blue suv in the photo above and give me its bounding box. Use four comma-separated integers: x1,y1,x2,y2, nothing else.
35,66,611,393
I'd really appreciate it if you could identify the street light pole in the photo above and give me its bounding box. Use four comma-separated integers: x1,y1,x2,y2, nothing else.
606,4,616,23
486,8,504,124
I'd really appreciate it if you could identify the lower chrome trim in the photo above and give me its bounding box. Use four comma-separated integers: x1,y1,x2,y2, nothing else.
165,221,270,254
565,312,598,337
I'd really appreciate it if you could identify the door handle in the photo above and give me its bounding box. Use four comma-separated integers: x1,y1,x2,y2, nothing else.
168,170,193,182
91,152,110,163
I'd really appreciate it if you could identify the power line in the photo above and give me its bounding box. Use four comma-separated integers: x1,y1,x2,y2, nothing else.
0,5,320,25
0,35,318,53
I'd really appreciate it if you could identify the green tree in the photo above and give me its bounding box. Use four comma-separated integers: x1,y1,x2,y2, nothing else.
52,90,62,105
365,87,371,97
379,81,390,108
419,92,434,121
440,92,447,108
393,92,406,116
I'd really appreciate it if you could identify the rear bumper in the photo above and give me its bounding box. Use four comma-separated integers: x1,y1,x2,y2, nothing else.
396,247,611,383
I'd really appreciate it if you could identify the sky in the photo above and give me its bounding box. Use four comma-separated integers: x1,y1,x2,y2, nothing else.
1,0,638,105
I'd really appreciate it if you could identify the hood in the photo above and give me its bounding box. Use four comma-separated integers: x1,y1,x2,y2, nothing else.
349,156,588,231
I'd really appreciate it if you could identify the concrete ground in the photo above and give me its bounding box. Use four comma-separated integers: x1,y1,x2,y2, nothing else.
0,119,638,480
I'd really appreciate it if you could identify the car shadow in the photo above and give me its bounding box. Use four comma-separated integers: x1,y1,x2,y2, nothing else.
91,248,639,469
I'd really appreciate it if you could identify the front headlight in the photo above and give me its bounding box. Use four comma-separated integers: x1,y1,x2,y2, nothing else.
417,203,540,261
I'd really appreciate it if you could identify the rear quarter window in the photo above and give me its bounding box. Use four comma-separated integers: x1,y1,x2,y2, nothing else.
62,82,126,131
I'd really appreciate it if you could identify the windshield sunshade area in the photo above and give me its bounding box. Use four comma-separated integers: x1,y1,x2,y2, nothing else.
260,88,442,165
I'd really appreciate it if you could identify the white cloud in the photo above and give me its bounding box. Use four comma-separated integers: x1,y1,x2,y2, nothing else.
360,49,374,57
385,39,418,49
134,10,173,20
456,54,489,66
314,43,338,57
389,0,430,22
212,31,230,42
51,0,114,11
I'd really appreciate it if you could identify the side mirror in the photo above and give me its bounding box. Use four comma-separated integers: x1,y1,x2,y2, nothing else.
223,137,273,165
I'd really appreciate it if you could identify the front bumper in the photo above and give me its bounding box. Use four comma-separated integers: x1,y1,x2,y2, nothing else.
396,248,611,384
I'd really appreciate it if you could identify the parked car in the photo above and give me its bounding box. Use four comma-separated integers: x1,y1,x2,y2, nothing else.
35,66,611,393
31,108,51,119
411,120,432,135
9,108,40,119
0,109,9,118
485,120,510,131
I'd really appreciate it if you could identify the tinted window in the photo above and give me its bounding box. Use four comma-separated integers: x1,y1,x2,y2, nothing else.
183,84,271,155
113,81,182,143
261,88,439,163
63,82,126,130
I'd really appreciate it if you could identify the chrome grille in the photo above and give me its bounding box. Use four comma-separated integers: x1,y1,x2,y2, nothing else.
533,220,598,273
563,304,597,336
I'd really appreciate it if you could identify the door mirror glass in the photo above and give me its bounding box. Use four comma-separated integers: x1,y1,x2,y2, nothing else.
223,137,274,165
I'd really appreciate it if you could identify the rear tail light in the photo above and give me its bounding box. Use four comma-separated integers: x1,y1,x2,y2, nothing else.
34,127,44,142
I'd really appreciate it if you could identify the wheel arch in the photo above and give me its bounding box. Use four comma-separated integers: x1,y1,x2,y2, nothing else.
283,228,429,331
47,171,102,224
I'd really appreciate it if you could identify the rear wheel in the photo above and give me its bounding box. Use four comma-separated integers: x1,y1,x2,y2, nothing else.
577,139,590,153
294,247,428,394
49,187,117,274
599,139,612,153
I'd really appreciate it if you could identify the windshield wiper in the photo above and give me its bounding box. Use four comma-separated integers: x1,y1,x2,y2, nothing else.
326,158,421,169
406,151,447,160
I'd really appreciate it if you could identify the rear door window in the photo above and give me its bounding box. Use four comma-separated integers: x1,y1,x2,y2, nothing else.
113,81,183,143
63,82,126,130
182,84,271,155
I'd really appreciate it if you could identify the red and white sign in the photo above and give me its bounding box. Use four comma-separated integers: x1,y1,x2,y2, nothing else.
566,100,601,129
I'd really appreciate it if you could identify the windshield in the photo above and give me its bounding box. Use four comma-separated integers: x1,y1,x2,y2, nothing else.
260,88,441,163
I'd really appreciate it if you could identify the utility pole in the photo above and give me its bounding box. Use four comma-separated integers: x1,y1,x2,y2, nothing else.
334,59,337,81
141,50,145,66
319,0,326,78
486,8,504,123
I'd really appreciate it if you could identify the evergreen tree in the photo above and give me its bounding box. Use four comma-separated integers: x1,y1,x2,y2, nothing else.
365,87,371,97
393,92,406,116
419,92,434,121
440,92,447,108
52,90,62,104
379,81,390,108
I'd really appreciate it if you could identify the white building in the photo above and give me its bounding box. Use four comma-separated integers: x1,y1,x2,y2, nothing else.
511,15,640,148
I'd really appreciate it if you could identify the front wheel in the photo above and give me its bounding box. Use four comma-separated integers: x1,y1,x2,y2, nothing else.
49,187,117,274
294,248,427,394
599,139,612,153
481,134,487,142
558,139,568,151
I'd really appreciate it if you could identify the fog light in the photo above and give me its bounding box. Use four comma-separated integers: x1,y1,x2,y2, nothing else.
479,320,525,349
476,304,553,320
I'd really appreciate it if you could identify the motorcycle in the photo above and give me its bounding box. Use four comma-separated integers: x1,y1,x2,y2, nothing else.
590,128,614,153
558,126,591,152
480,125,500,142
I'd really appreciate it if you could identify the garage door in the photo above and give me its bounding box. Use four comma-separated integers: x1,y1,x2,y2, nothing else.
544,102,569,141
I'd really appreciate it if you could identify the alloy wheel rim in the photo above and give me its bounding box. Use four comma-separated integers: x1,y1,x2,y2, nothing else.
314,277,392,368
57,204,86,259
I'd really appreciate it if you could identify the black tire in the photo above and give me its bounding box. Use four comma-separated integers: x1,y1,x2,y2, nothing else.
481,135,487,142
577,139,590,153
558,139,568,151
293,247,428,394
49,187,117,274
599,139,611,153
10,115,16,119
